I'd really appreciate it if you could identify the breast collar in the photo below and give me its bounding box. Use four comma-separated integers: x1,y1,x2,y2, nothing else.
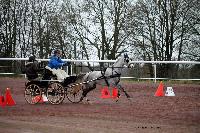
111,65,121,77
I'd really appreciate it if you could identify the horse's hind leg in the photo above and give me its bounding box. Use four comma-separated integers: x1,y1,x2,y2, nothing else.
80,85,96,103
80,88,89,101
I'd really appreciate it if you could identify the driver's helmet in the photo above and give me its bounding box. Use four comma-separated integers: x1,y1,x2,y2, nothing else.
28,56,36,62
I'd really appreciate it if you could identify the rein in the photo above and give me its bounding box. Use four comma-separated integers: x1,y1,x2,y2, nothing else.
66,72,121,88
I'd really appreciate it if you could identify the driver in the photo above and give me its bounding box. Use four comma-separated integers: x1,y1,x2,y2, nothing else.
45,49,70,80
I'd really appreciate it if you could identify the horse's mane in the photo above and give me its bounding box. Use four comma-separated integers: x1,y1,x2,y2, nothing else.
110,56,125,68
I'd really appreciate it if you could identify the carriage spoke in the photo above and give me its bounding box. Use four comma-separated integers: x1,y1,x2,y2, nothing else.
47,82,65,105
66,85,83,103
24,84,42,104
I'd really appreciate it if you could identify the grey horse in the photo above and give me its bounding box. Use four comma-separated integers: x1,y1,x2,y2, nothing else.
80,54,131,102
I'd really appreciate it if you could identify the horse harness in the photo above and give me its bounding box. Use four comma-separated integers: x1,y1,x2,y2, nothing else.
68,55,129,88
100,66,121,87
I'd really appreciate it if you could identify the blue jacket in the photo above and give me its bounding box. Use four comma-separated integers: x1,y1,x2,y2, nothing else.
48,55,65,69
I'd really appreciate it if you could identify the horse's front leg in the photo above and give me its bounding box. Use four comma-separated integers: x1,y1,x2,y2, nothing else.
116,84,131,101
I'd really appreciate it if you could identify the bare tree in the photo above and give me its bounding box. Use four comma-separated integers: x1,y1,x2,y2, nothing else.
65,0,132,61
127,0,200,78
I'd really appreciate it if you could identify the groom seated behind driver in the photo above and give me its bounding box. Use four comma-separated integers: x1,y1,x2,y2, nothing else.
45,49,70,80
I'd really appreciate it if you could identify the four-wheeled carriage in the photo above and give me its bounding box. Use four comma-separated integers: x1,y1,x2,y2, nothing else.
24,67,84,105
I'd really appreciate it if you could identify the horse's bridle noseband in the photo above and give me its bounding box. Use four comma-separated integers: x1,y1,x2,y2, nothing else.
124,58,129,64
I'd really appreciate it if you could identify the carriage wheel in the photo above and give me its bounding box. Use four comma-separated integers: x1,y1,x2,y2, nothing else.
47,82,65,105
66,84,83,103
24,84,42,104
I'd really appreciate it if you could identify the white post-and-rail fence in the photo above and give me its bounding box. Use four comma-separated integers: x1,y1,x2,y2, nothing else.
0,58,200,83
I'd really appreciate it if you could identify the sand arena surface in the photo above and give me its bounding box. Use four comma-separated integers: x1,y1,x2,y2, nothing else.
0,77,200,133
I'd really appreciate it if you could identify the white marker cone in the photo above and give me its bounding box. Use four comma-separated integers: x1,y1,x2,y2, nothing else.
165,87,175,96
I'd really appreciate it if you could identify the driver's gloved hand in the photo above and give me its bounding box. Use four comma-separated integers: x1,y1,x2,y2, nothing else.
63,62,71,66
67,62,71,66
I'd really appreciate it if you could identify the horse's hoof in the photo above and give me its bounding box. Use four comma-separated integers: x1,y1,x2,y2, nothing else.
80,97,83,102
82,98,93,105
87,99,93,104
115,96,120,102
83,100,93,105
127,97,132,102
87,101,93,105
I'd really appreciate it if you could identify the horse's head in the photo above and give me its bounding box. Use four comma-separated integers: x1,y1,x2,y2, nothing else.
123,53,134,68
111,53,131,68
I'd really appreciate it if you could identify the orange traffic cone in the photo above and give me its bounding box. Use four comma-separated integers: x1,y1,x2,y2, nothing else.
154,81,164,97
32,94,48,103
5,88,16,106
32,95,43,103
112,88,118,99
38,95,45,103
101,87,111,99
0,95,6,107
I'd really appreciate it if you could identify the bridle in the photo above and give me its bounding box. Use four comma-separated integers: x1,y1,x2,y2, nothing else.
124,53,130,66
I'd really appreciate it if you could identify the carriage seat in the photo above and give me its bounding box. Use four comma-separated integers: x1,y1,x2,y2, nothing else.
45,66,69,81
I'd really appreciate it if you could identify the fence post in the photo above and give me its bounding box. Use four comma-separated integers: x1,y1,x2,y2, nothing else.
24,61,27,79
66,66,69,75
153,63,157,83
70,64,73,75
